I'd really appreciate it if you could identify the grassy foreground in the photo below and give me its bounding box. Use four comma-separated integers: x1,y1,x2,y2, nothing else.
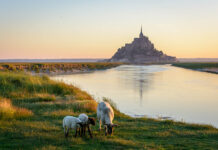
1,71,218,149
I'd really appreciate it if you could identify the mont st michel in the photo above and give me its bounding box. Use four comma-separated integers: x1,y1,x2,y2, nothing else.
108,27,177,63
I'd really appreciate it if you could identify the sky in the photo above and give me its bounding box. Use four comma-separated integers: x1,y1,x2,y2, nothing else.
0,0,218,59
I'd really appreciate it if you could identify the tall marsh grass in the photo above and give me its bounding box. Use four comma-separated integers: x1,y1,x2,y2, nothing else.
0,72,92,101
172,62,218,69
0,98,33,119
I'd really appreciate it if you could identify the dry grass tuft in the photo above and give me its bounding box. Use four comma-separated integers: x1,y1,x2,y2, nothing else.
36,145,62,150
0,98,33,119
82,101,98,112
0,98,15,119
71,100,97,113
14,107,33,118
44,109,74,117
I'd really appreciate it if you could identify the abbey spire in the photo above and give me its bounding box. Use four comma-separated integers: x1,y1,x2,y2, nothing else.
139,26,144,38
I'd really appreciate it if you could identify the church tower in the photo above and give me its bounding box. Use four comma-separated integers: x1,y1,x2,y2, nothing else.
139,26,144,38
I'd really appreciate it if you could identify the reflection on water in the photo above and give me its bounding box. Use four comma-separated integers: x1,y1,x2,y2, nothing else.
115,65,163,107
52,65,218,127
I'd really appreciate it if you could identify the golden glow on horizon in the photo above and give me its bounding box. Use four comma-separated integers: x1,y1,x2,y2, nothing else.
1,27,217,59
0,0,218,59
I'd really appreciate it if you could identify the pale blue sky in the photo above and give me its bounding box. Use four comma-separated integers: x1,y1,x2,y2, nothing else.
0,0,218,58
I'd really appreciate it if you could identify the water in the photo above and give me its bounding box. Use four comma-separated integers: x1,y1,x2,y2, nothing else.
52,65,218,127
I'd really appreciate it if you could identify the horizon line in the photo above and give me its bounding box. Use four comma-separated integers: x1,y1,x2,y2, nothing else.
1,58,218,60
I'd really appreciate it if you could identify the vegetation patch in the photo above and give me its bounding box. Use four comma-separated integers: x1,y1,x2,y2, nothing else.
0,62,122,74
172,62,218,69
0,72,86,99
0,70,218,149
0,98,33,119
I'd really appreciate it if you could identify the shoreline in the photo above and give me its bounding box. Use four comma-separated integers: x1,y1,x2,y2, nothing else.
0,62,122,76
198,68,218,74
50,65,218,129
33,69,96,76
175,67,218,74
172,62,218,74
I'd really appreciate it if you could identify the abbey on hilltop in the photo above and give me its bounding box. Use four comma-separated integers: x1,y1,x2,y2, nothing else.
108,27,177,63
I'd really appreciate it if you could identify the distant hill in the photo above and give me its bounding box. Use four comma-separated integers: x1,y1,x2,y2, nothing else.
108,27,177,64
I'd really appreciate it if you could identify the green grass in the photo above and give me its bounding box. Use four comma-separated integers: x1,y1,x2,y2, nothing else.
0,71,218,149
0,62,122,73
172,62,218,69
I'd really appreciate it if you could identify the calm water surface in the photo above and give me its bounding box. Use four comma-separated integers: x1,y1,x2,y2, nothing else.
52,65,218,127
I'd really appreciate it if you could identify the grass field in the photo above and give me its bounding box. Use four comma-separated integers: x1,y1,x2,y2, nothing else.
172,62,218,69
1,71,218,149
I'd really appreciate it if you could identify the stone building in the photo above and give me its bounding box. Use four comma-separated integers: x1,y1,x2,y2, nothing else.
108,27,177,63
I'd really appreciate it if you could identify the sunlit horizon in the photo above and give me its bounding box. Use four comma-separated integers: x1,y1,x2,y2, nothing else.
1,0,218,59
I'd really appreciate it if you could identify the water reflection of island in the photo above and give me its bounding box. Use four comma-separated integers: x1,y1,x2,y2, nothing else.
117,65,159,106
136,69,156,106
139,74,144,104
